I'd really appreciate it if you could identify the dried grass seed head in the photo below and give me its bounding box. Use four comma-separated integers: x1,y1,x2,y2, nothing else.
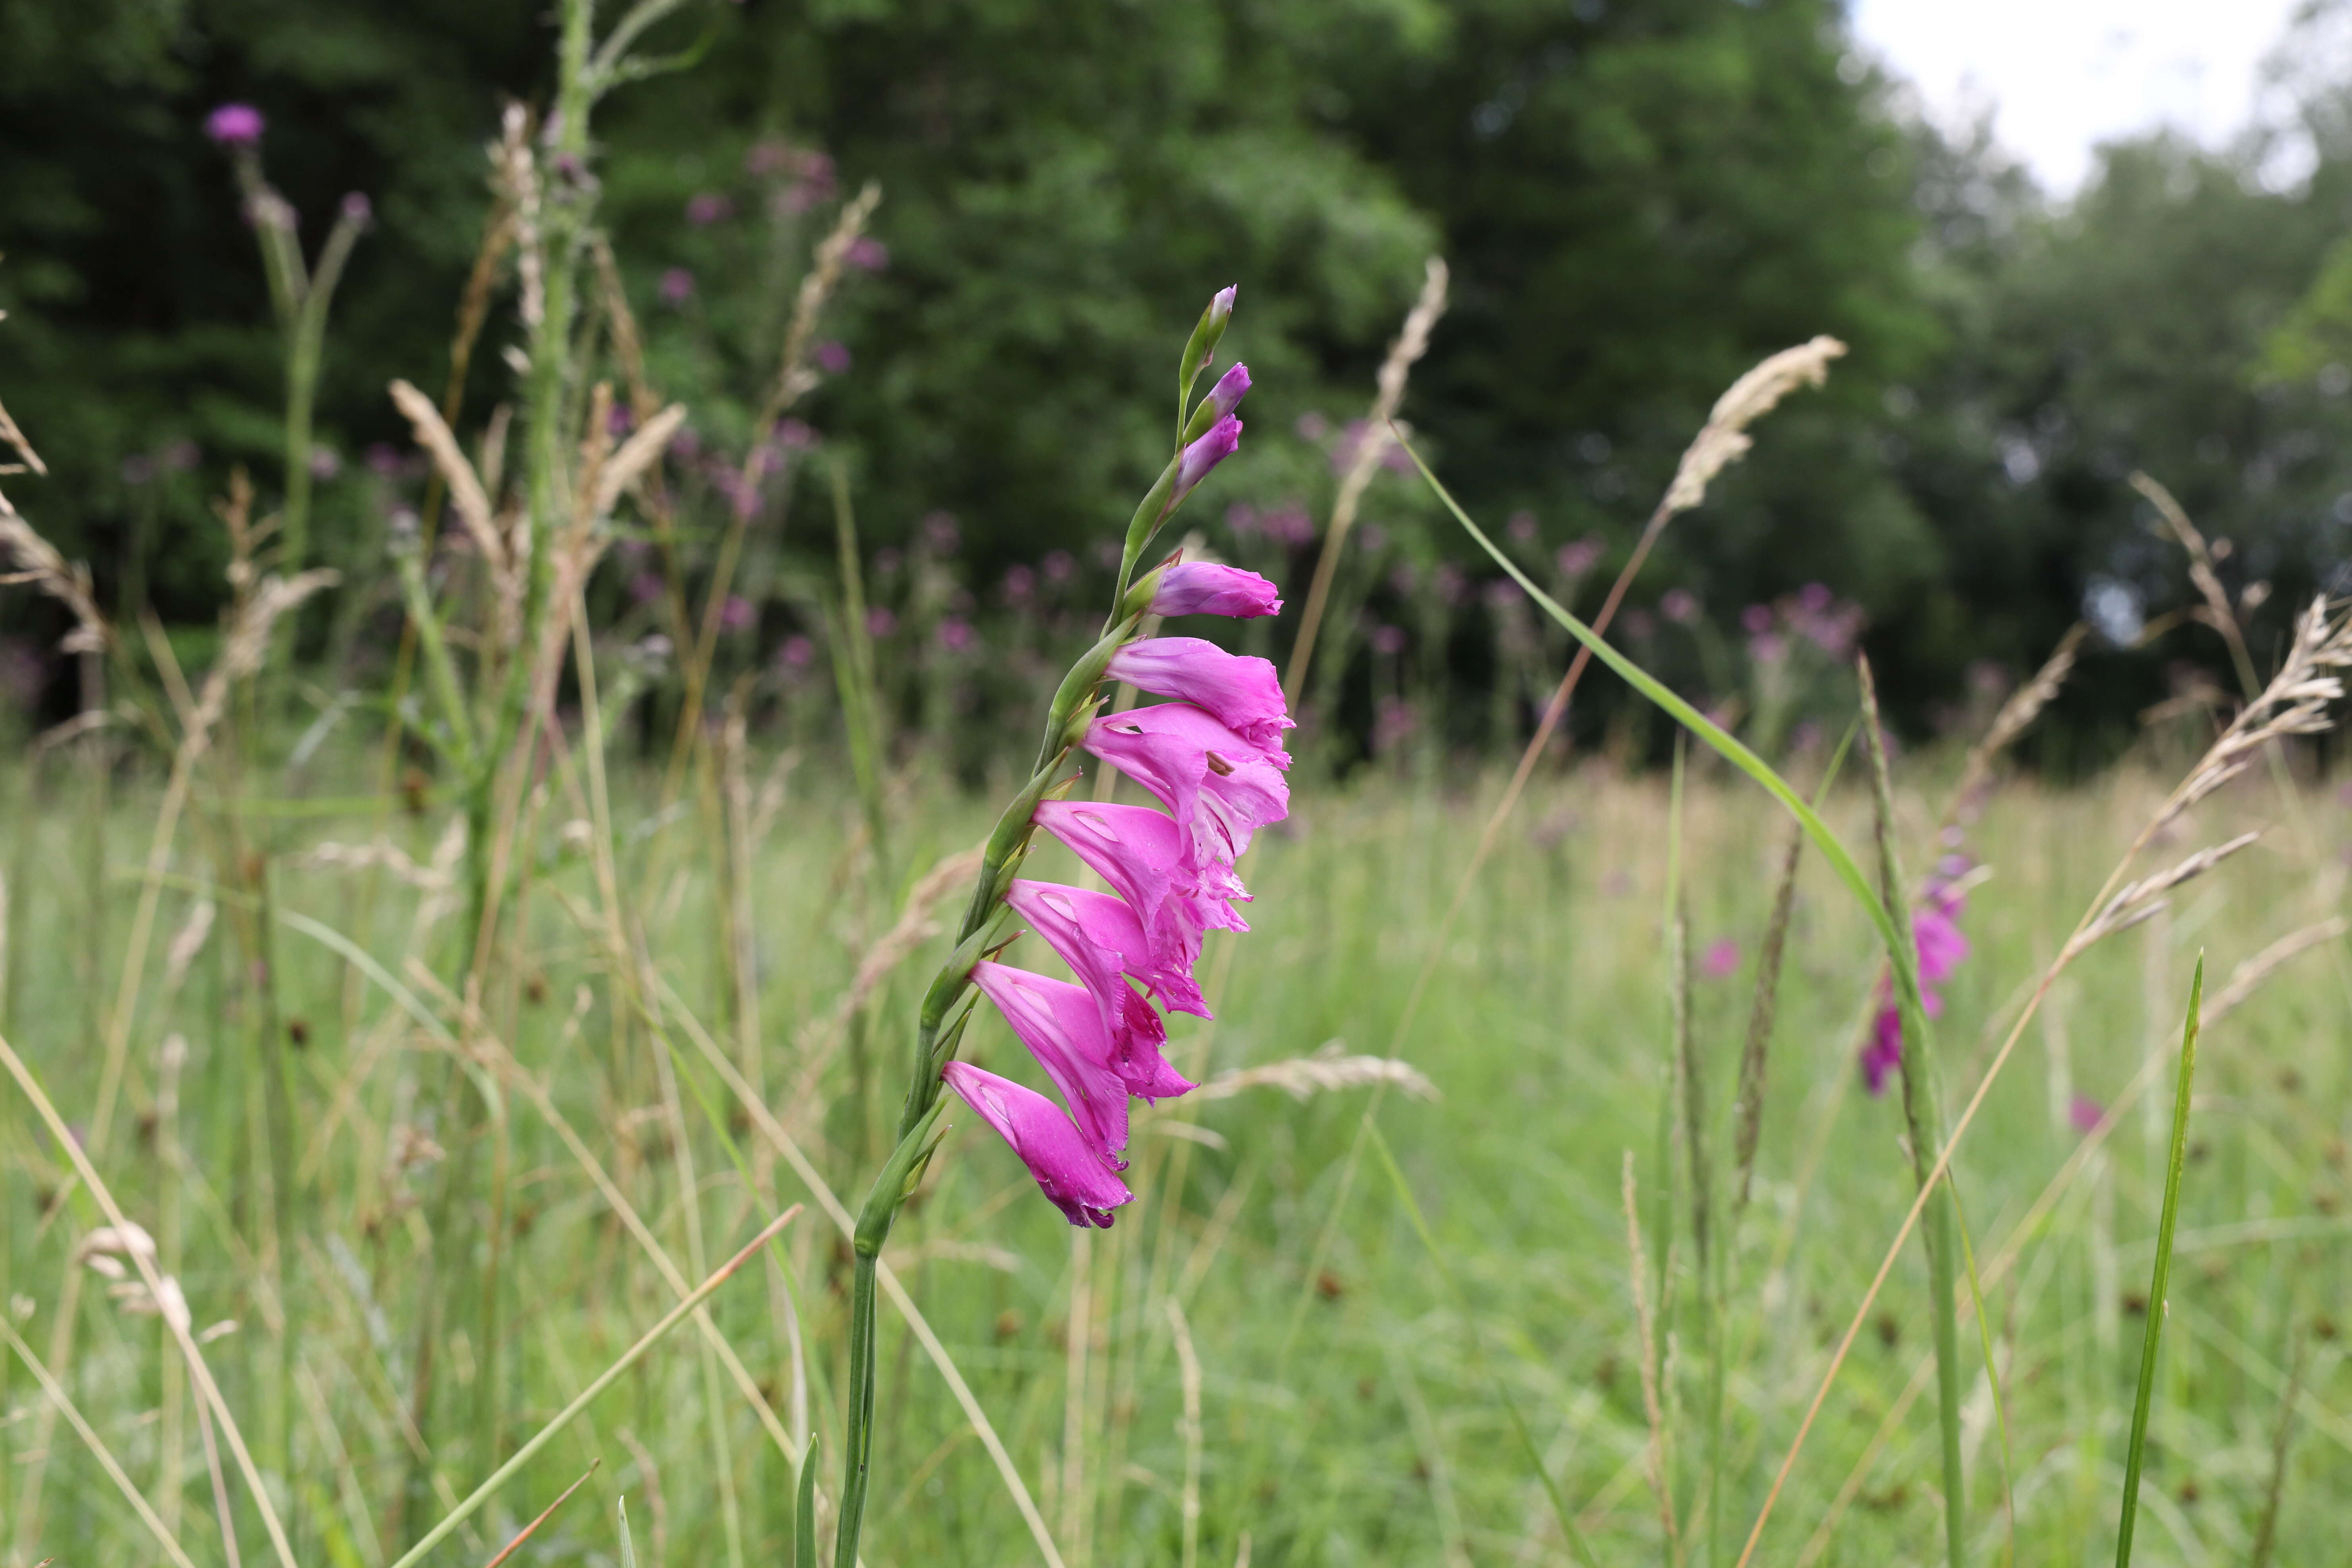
1664,335,1847,517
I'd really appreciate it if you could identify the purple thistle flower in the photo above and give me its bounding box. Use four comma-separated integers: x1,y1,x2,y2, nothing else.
205,103,265,147
1104,638,1293,751
1083,704,1290,894
942,1063,1132,1229
970,962,1137,1164
1170,415,1243,508
1149,562,1282,619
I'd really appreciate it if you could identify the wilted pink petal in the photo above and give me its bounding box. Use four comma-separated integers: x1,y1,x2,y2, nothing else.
971,962,1134,1162
1006,880,1199,1095
1149,562,1282,619
942,1063,1132,1228
1083,704,1289,885
1105,638,1292,751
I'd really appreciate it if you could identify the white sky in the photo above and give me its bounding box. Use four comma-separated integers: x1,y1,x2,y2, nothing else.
1849,0,2307,194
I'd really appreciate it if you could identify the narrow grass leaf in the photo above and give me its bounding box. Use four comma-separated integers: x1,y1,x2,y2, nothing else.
2115,953,2204,1568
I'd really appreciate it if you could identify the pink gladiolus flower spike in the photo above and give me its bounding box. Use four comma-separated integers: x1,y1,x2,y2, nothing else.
942,1063,1132,1228
1105,638,1292,750
970,962,1135,1164
1150,562,1282,618
1083,704,1289,890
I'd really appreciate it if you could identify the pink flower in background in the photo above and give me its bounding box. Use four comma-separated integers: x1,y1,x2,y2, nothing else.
1003,564,1037,604
1662,589,1699,625
658,267,695,305
942,1064,1131,1229
1862,859,1974,1095
1149,562,1282,619
1105,638,1293,749
686,192,734,225
1006,881,1197,1095
1556,536,1603,577
121,456,154,487
1356,522,1386,552
205,103,264,147
719,595,755,631
845,235,889,271
1171,415,1243,507
1798,581,1833,614
1294,411,1330,441
922,511,960,552
937,617,974,653
629,572,665,605
1507,510,1538,543
779,635,814,669
1748,633,1787,664
1043,549,1075,584
339,192,373,226
744,138,794,176
309,447,342,481
970,962,1135,1162
1741,603,1773,635
816,340,852,374
1083,704,1291,889
1369,624,1408,656
161,439,202,473
2070,1093,2105,1134
1700,938,1740,979
865,606,897,639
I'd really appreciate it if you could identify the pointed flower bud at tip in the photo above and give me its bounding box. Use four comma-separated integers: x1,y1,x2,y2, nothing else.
1209,285,1237,327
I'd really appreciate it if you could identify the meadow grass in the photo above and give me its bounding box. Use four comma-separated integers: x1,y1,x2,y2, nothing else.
2,743,2344,1566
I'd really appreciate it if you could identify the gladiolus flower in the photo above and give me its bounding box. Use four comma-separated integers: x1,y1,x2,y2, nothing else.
1032,800,1246,981
1083,704,1289,889
1149,562,1282,619
1170,415,1242,508
1011,876,1208,1018
942,1063,1132,1228
970,962,1135,1162
205,104,265,147
1104,638,1292,751
1006,881,1197,1095
1207,285,1236,328
1862,862,1972,1095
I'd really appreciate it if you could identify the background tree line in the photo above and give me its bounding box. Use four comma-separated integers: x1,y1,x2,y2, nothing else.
7,0,2352,764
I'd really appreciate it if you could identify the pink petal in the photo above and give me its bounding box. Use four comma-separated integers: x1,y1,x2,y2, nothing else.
1106,638,1294,751
971,962,1134,1163
943,1063,1132,1228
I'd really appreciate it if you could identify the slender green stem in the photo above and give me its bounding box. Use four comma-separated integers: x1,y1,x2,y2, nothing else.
2115,955,2203,1568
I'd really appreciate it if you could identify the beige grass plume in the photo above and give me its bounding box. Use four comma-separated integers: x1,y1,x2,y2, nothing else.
1663,335,1846,517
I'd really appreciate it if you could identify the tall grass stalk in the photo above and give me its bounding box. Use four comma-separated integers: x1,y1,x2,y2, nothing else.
2113,954,2202,1568
1858,657,1967,1568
